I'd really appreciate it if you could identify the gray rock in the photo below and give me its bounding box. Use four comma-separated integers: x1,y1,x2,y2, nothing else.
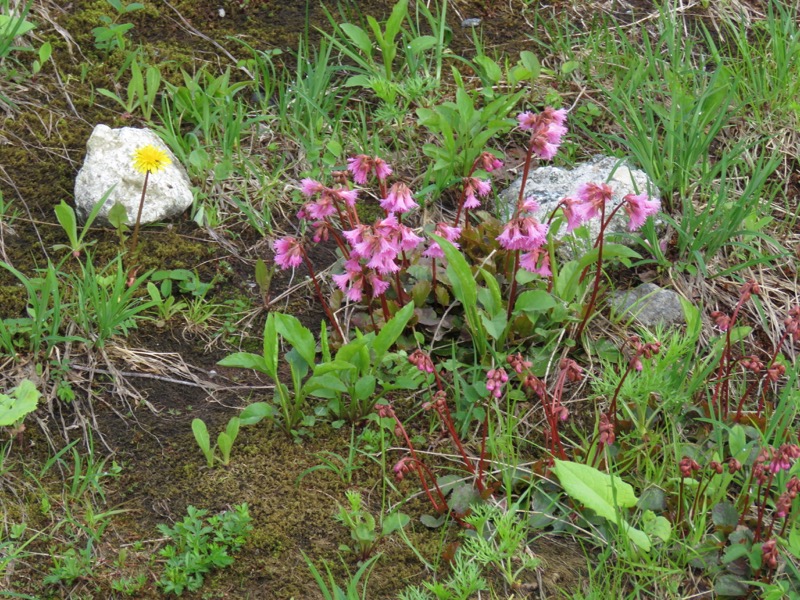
74,125,193,225
610,283,686,328
461,18,482,27
497,155,662,252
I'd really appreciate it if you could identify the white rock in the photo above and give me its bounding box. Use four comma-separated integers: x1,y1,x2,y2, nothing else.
74,125,193,225
497,155,662,253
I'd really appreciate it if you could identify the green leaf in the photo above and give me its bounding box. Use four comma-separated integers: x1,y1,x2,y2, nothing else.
354,375,377,401
519,51,541,79
275,314,316,368
552,460,637,521
0,14,37,36
381,512,410,536
191,418,211,457
373,301,414,362
712,502,738,530
514,290,557,313
0,380,40,427
107,201,129,229
479,309,506,340
641,510,671,542
217,432,233,463
420,514,445,528
217,352,269,374
714,574,750,597
340,23,373,55
239,402,275,426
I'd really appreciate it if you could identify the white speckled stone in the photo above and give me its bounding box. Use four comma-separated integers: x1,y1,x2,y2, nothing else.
74,125,193,225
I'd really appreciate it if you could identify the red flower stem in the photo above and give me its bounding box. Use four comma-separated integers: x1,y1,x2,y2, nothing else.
391,416,447,512
754,473,775,542
713,298,746,418
301,249,344,341
506,250,520,322
453,161,480,226
379,294,391,322
574,201,606,341
513,136,537,219
734,331,788,420
431,259,437,290
607,353,641,429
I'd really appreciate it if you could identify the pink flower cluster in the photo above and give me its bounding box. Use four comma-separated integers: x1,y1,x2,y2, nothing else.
517,107,568,160
561,184,660,233
485,367,508,399
496,198,550,275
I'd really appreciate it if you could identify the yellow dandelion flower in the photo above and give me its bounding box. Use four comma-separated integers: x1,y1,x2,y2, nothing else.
132,144,171,174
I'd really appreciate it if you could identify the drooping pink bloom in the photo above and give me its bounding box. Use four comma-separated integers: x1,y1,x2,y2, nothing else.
373,157,392,181
311,221,330,243
521,197,540,213
332,187,359,207
623,192,660,231
561,197,586,232
710,310,731,332
517,107,568,160
347,155,372,185
273,236,304,269
485,368,509,399
496,216,548,250
342,224,369,248
520,248,551,276
367,272,390,297
381,182,418,214
301,178,325,197
424,223,462,259
506,353,532,374
333,259,366,302
574,182,613,222
305,195,336,220
462,178,491,210
478,151,503,172
409,349,435,374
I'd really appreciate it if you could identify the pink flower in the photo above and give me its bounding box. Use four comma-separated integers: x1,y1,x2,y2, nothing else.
561,197,586,232
333,187,359,207
517,107,568,160
462,178,491,210
496,216,548,250
368,272,390,297
409,349,435,374
305,195,336,220
506,353,532,374
347,154,392,184
521,197,540,213
347,155,372,185
424,223,462,259
478,151,503,172
311,221,330,243
623,192,660,231
381,182,418,213
574,182,613,222
273,236,304,269
301,178,325,197
374,157,392,181
520,248,551,276
485,368,509,399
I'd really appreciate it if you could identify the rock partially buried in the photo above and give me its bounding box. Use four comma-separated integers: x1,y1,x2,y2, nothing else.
74,125,193,225
611,283,686,328
497,155,662,250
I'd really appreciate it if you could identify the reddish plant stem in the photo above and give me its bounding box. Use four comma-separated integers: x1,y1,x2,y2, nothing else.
734,331,789,420
301,248,344,341
574,201,606,341
606,352,642,429
754,473,775,542
476,412,489,492
506,250,521,322
713,298,746,419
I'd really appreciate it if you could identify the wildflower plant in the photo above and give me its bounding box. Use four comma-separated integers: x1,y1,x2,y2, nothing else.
130,144,171,256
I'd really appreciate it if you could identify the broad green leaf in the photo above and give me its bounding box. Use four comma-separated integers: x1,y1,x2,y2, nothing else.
0,380,40,427
373,301,414,362
519,50,541,79
0,14,37,36
217,352,268,374
217,432,232,461
553,460,651,551
225,417,240,442
480,309,506,340
239,402,275,426
514,290,557,313
340,23,373,55
642,510,671,542
275,313,316,368
354,375,377,401
191,418,210,454
381,512,410,536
